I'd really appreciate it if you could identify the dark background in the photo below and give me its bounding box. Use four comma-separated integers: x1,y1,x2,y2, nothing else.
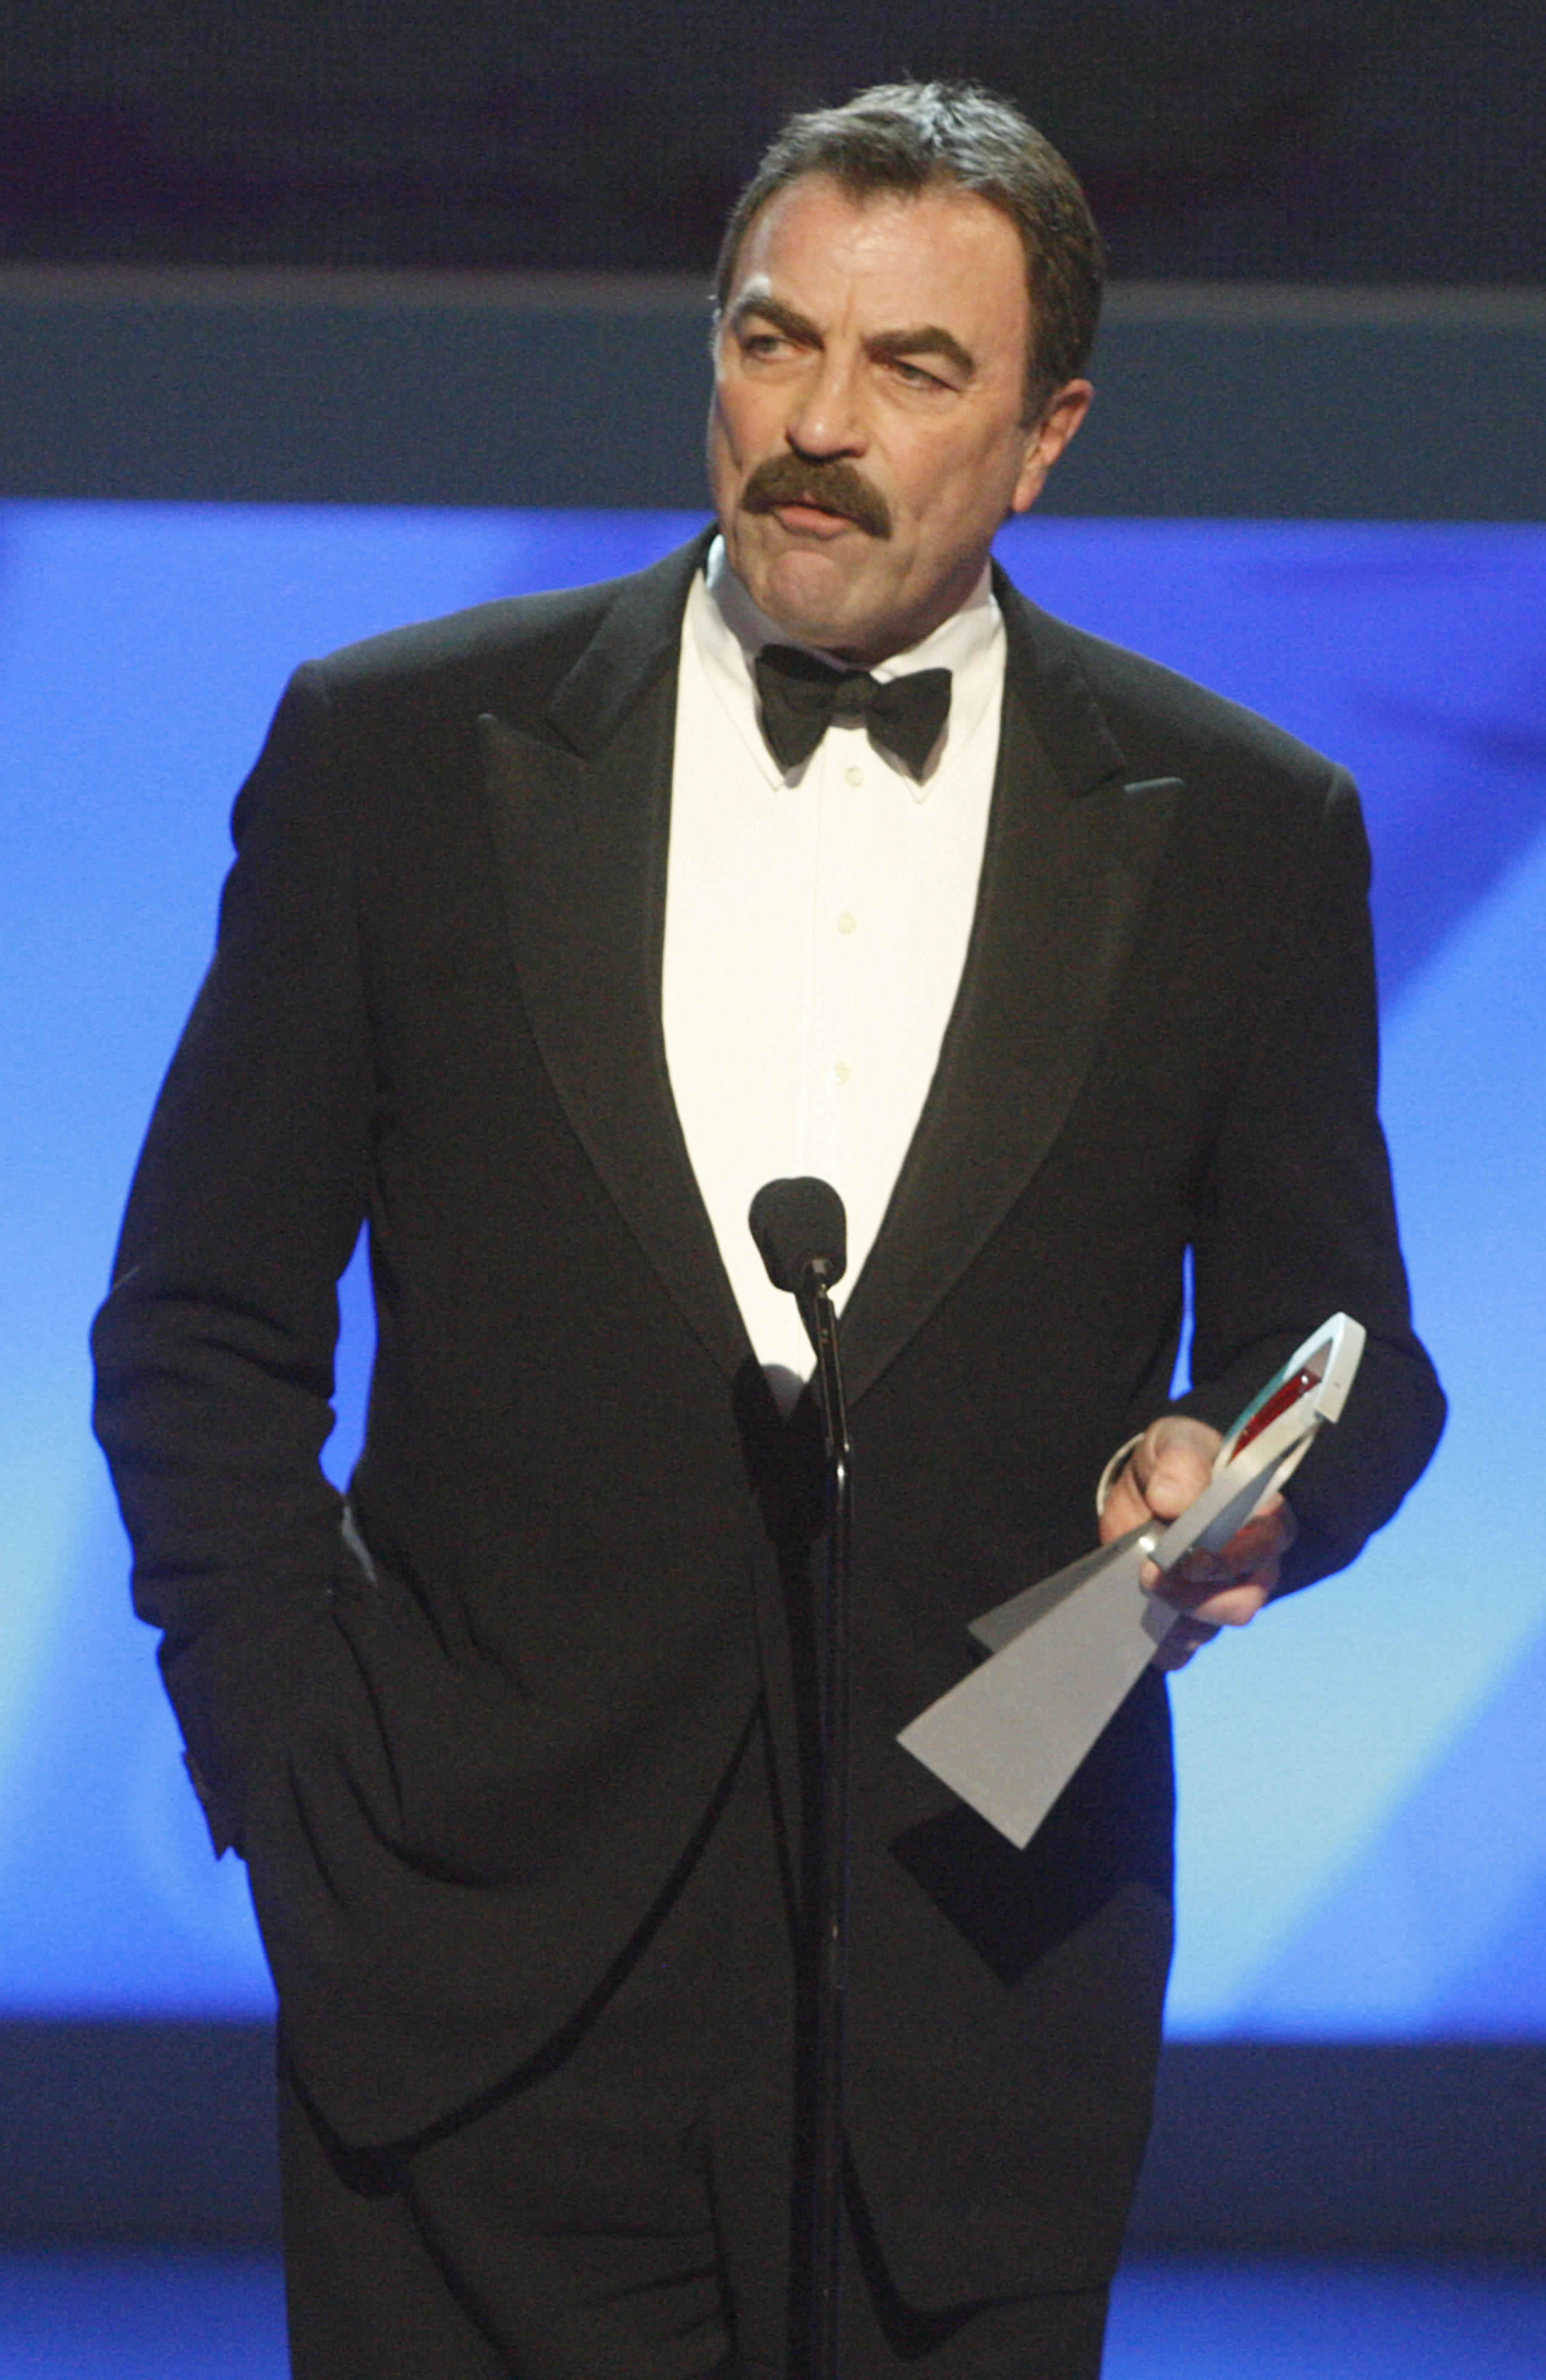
4,0,1544,283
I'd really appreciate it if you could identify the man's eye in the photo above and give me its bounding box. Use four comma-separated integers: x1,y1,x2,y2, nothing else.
892,360,949,390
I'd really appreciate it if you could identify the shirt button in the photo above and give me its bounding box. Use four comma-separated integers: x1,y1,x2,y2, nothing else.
832,1060,851,1086
844,763,865,787
836,912,857,935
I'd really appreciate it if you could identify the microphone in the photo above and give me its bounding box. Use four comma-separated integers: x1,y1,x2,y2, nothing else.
748,1176,847,1299
748,1174,852,2379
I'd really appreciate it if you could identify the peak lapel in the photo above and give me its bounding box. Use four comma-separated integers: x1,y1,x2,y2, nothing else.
480,539,751,1386
837,586,1183,1407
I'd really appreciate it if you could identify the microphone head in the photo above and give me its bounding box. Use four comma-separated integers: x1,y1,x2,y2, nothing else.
748,1177,847,1296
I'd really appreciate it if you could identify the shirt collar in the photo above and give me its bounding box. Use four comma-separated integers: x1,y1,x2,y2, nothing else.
689,535,1004,801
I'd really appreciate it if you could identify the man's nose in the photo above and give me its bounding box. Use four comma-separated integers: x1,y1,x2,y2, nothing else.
785,354,867,458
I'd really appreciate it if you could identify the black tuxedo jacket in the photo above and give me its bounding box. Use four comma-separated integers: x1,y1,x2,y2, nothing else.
92,533,1442,2302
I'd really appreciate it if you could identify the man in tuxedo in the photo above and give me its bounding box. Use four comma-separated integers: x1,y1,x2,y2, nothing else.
93,81,1443,2380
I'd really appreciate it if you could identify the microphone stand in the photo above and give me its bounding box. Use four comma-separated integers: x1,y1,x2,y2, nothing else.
799,1264,852,2380
746,1176,852,2380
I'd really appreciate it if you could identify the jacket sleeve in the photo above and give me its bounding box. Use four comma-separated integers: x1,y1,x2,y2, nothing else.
1173,766,1446,1593
91,664,373,1851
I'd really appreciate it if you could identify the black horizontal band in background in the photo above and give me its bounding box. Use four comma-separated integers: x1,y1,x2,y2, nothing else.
2,269,1542,520
1,2024,1542,2252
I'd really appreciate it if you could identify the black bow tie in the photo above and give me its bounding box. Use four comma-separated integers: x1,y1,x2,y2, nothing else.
753,644,952,779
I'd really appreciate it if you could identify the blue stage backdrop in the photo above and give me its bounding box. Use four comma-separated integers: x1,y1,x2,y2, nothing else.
1,504,1542,2035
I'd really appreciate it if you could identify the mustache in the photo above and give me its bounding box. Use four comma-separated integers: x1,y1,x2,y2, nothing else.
740,455,892,540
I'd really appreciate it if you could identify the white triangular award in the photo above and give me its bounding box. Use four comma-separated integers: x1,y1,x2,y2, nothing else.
897,1314,1366,1849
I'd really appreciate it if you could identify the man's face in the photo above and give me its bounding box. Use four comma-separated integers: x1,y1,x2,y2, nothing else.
708,174,1091,665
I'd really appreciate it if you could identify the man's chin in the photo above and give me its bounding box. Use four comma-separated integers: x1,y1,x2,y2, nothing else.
745,542,876,652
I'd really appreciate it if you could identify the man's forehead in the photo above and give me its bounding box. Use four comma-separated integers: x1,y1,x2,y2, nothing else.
725,173,1028,315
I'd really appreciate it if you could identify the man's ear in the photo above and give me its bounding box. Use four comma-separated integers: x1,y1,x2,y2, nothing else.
1010,378,1094,516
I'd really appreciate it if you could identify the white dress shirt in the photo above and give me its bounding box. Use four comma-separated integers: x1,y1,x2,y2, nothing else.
662,539,1006,1393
